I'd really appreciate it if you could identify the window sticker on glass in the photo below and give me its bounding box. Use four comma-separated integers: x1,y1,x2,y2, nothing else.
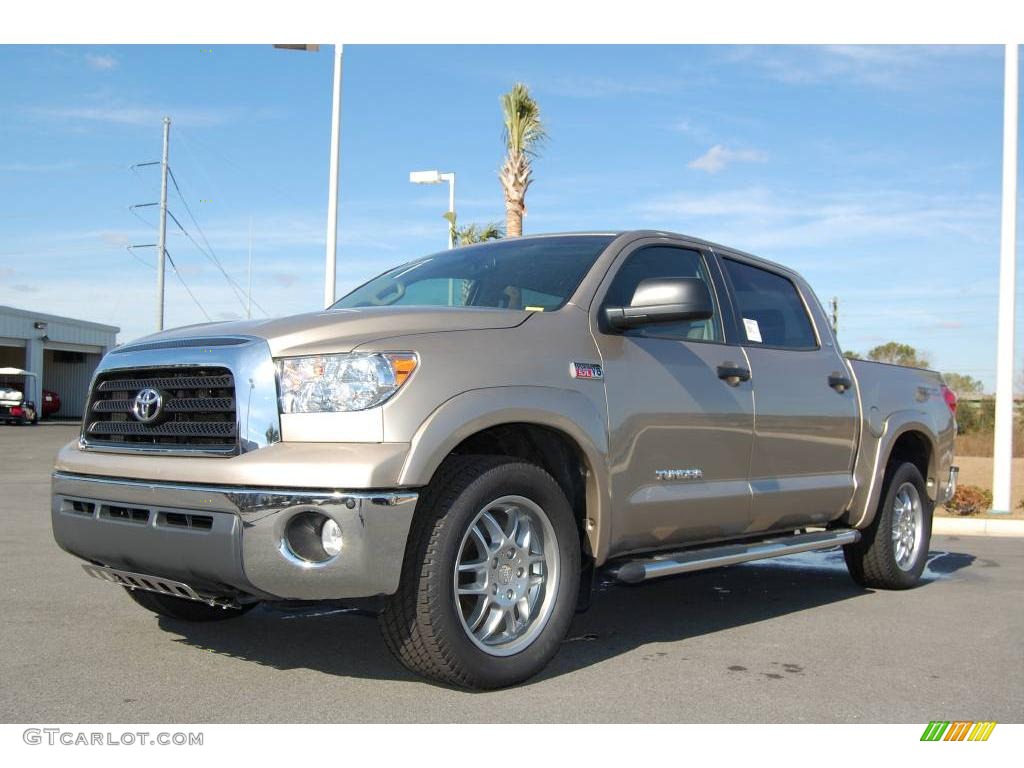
743,317,762,343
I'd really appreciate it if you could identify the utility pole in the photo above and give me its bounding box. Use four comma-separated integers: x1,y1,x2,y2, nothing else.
830,296,839,335
992,43,1019,514
156,116,171,331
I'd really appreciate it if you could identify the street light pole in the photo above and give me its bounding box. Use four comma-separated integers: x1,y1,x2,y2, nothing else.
272,43,343,308
443,172,455,250
992,43,1019,514
409,169,456,249
324,43,344,308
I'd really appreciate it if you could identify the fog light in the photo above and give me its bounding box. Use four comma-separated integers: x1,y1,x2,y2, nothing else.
321,518,343,556
283,511,342,563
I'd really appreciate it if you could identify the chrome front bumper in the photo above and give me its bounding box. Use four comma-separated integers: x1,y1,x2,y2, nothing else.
51,472,418,600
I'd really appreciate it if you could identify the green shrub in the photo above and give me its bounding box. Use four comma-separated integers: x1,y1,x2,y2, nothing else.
955,398,995,435
944,485,993,516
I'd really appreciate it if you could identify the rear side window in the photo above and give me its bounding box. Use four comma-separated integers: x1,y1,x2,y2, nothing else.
602,246,720,342
723,259,817,349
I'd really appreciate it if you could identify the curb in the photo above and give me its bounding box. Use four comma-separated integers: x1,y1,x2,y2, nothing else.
933,516,1024,537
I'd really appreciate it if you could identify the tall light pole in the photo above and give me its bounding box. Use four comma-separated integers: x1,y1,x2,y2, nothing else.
409,169,456,249
992,43,1019,514
272,43,343,308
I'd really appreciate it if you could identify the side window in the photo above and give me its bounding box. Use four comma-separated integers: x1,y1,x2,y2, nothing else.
602,246,720,342
722,259,817,349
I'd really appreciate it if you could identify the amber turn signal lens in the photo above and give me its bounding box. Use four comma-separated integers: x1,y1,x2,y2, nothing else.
385,353,418,387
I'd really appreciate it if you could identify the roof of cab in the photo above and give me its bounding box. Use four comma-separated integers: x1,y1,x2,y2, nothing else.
506,229,796,278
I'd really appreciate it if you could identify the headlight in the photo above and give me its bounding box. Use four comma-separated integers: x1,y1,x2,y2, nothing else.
276,352,417,413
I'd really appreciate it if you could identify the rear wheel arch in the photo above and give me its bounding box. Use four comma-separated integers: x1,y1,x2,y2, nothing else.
847,418,940,528
885,428,935,497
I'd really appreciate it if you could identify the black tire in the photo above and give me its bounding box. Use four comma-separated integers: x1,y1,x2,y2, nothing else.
844,461,932,589
125,588,258,622
379,455,581,689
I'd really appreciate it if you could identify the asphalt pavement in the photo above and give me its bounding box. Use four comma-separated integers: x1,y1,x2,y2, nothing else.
2,425,1021,723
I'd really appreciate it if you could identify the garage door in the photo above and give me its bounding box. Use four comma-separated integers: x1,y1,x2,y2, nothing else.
43,348,102,419
0,341,26,370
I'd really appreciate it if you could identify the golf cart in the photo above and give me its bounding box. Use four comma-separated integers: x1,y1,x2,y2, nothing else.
0,368,39,425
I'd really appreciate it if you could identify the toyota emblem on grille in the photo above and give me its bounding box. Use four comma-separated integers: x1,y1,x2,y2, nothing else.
131,388,164,423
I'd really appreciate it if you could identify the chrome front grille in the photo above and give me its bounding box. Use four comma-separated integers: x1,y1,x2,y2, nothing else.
79,336,281,457
83,366,238,453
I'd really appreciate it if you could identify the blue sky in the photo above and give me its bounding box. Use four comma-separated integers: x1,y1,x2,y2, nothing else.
0,44,1018,388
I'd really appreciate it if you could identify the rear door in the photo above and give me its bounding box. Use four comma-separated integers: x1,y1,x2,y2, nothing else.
718,254,859,532
593,239,755,555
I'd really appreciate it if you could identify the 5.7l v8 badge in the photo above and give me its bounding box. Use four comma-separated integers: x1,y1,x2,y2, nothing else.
569,362,604,380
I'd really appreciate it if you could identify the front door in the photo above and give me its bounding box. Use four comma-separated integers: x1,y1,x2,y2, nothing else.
593,241,755,556
719,255,859,533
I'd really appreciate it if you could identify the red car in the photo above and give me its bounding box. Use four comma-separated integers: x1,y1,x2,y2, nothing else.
41,387,61,417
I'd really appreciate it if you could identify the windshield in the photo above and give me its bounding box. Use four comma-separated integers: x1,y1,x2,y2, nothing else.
332,235,615,311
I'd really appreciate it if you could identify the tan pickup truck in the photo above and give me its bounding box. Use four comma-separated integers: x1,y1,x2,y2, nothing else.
51,231,958,689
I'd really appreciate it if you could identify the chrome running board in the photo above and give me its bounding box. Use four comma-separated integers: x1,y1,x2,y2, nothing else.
81,563,239,609
609,529,861,584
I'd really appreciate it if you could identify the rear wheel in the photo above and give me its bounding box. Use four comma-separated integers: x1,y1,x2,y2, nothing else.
844,461,932,589
379,455,581,689
125,588,258,622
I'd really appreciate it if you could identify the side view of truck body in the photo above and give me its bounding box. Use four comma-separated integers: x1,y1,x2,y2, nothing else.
51,230,958,688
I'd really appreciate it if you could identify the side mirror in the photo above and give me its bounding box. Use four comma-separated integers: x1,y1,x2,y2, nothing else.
604,277,714,331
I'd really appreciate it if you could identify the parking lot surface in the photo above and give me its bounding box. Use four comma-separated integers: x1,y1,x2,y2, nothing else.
2,425,1022,723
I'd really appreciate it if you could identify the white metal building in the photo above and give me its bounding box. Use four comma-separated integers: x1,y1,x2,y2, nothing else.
0,306,119,419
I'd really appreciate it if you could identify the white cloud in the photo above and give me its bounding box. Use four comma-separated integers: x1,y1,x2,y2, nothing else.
0,161,77,173
633,186,996,252
85,53,118,71
687,144,767,174
30,103,235,127
726,45,998,90
542,74,688,99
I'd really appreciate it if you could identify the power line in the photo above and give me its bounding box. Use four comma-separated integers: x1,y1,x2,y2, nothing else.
164,205,241,298
125,244,157,270
166,165,269,317
165,249,213,321
126,243,210,320
164,206,258,315
128,202,159,230
176,126,303,203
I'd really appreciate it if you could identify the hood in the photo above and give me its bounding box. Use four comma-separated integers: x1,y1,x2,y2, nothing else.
123,306,530,357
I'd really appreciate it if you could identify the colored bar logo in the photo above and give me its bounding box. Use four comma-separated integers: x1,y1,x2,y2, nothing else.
921,721,997,741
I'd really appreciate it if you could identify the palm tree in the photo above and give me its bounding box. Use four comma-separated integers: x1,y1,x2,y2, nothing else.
499,82,545,238
442,213,504,246
457,222,503,246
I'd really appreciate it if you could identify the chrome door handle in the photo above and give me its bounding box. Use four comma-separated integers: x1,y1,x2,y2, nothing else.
828,373,852,392
717,364,751,385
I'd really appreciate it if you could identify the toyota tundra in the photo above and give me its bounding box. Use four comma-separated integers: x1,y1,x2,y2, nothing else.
51,231,958,689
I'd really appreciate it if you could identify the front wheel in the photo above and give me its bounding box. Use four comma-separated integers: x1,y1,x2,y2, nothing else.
379,456,581,689
844,461,932,589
